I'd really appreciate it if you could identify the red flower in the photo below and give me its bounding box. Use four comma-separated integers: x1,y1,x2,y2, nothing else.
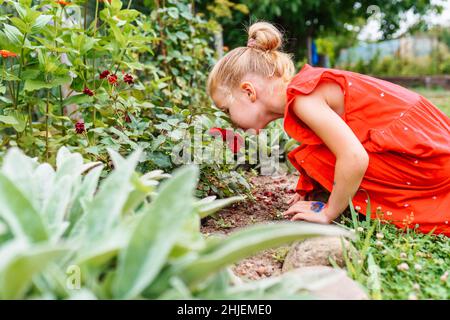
123,73,134,85
108,74,118,85
124,113,131,123
75,121,85,134
0,50,17,58
99,70,110,79
56,0,71,6
208,127,244,153
83,87,94,96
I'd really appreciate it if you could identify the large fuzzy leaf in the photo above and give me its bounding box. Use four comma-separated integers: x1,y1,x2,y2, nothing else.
179,222,351,286
195,195,244,219
0,241,67,299
80,149,141,241
0,173,47,242
112,165,198,299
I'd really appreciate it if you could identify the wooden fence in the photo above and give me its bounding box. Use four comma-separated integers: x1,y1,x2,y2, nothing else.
377,75,450,89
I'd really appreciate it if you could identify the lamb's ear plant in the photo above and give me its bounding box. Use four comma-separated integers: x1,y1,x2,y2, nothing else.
0,147,350,299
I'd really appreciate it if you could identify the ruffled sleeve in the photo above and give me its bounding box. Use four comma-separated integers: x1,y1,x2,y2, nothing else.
283,64,349,145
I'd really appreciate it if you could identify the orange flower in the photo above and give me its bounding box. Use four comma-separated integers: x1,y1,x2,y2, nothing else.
56,0,71,6
0,50,17,58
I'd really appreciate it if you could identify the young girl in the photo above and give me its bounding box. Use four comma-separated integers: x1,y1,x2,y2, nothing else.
207,22,450,236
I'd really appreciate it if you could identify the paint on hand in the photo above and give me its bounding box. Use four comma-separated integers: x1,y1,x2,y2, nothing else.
311,201,326,213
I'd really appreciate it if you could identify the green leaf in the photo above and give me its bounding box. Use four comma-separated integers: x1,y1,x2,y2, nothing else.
0,241,67,299
10,17,30,34
0,173,48,242
81,149,142,241
24,75,72,92
112,165,199,299
195,196,244,219
367,253,382,300
0,115,19,125
64,94,93,106
31,15,53,34
67,164,104,233
179,222,351,286
3,24,23,46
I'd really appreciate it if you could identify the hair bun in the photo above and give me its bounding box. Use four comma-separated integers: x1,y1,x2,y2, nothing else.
247,22,283,51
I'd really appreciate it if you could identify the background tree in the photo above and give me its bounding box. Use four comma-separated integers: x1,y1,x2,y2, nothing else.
193,0,442,65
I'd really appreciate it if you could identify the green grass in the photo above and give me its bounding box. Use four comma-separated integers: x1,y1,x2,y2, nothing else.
336,202,450,300
412,86,450,116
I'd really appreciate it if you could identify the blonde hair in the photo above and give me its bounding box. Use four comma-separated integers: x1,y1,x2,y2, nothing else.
207,22,295,98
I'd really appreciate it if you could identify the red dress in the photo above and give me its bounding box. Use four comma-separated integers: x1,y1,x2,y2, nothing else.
284,63,450,236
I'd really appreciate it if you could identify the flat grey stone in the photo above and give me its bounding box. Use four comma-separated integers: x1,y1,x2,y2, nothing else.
282,236,349,272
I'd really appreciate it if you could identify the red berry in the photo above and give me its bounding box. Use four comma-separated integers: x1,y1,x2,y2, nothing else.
82,87,94,96
75,121,85,134
99,70,110,79
124,73,134,85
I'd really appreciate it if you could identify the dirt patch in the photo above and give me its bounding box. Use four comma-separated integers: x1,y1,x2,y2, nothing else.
200,173,332,280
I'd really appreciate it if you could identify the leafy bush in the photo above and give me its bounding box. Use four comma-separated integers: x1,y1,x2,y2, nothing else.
339,43,450,76
0,0,253,197
0,146,350,299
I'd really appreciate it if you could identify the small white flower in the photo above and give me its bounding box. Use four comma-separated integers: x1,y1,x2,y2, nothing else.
397,263,409,271
400,252,407,259
355,205,361,211
440,271,449,282
357,227,364,232
413,283,420,290
382,249,388,255
376,206,382,211
386,211,393,216
408,293,417,300
414,264,422,271
376,233,384,239
375,240,383,247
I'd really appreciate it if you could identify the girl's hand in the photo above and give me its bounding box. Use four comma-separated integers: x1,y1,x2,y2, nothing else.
287,192,305,205
283,200,331,224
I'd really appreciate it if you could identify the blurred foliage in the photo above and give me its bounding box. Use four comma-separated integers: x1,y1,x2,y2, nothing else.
338,40,450,76
0,146,350,299
194,0,442,64
0,0,265,198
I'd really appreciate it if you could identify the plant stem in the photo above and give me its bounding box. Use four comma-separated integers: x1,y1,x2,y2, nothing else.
15,33,27,106
28,103,32,135
45,90,50,161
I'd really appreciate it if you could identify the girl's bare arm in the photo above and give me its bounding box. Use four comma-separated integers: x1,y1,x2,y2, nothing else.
290,82,369,221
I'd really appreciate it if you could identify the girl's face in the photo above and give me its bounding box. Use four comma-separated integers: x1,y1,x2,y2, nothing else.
211,77,284,132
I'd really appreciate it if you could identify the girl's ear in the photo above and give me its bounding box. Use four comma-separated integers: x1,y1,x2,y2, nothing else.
240,81,256,102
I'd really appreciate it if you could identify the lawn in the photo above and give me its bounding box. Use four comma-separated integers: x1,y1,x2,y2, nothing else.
413,87,450,116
